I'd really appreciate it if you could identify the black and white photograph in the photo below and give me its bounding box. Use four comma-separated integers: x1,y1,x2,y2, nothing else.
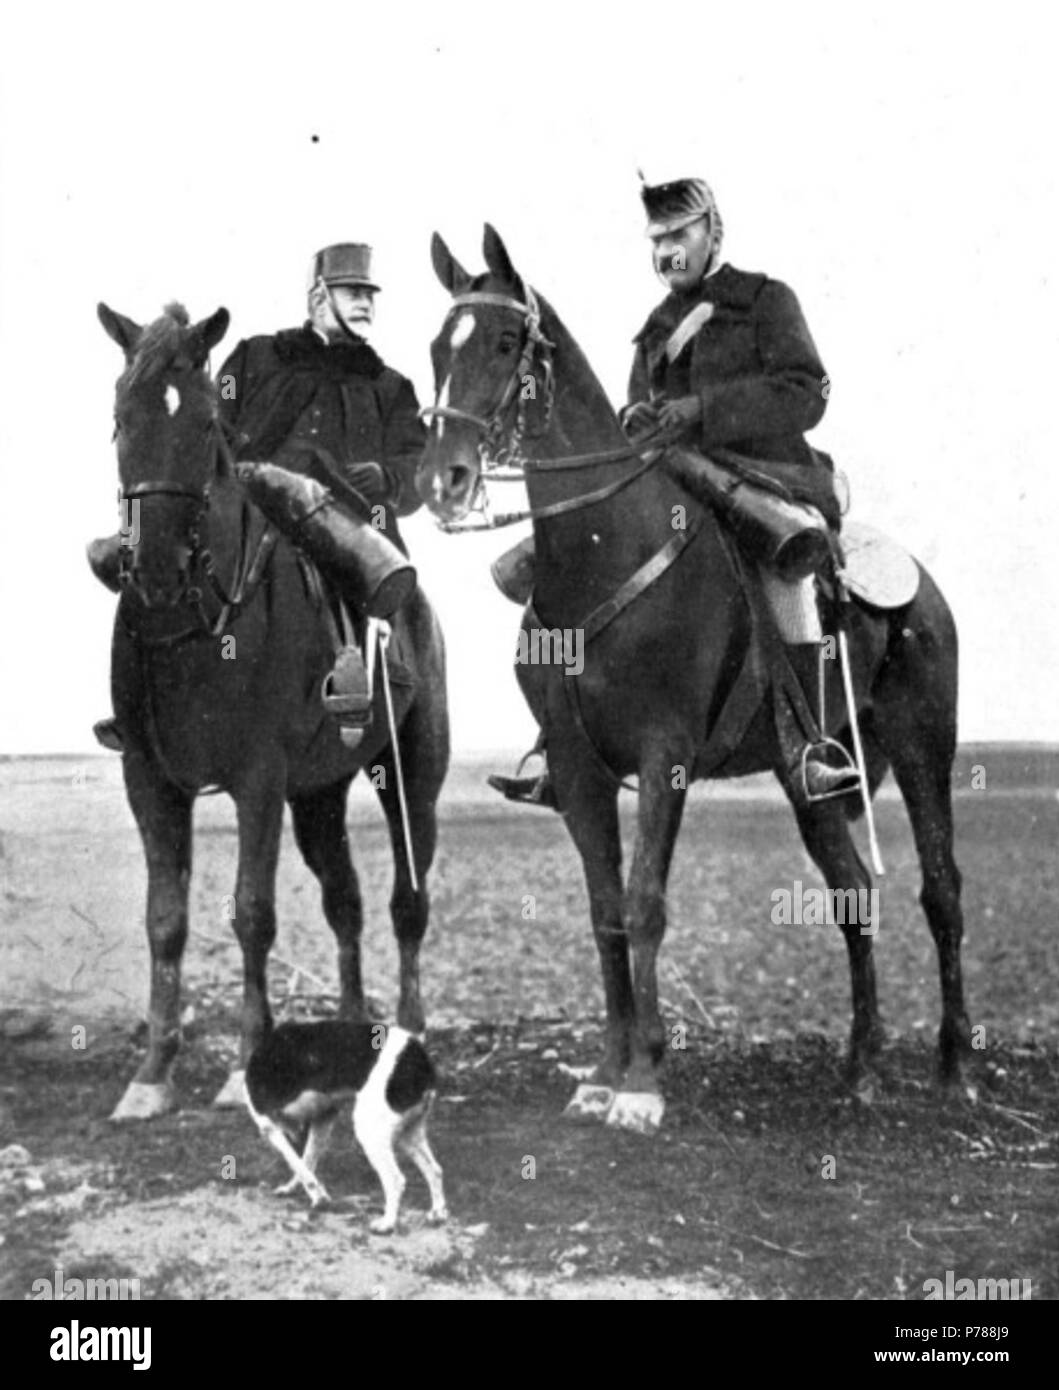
1,0,1055,1338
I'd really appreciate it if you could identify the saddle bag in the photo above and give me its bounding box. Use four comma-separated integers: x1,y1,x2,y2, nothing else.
236,461,416,619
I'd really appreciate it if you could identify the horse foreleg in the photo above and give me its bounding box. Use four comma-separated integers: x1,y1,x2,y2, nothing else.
111,751,193,1121
607,750,687,1135
550,760,630,1118
290,778,368,1023
372,706,447,1035
213,763,286,1108
788,792,885,1101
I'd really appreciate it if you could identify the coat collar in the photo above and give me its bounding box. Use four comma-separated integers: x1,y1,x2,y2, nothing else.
273,322,385,379
632,264,766,343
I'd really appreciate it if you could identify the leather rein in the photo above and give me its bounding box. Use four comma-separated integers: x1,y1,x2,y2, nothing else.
419,288,678,532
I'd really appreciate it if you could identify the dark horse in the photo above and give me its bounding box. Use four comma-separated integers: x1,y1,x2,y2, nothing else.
98,302,448,1120
417,227,973,1133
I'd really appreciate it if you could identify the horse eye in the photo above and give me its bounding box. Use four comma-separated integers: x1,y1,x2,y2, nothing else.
497,335,518,356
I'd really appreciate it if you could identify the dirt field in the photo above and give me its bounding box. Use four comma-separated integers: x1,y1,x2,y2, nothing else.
2,750,1057,1301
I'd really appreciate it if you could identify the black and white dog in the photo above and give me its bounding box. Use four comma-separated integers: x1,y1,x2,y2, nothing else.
245,1021,447,1234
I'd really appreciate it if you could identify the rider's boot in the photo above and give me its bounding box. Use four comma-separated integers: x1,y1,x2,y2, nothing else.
776,642,860,802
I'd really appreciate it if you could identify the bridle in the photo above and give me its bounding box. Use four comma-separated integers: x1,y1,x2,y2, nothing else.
420,286,556,474
117,420,270,645
419,287,676,533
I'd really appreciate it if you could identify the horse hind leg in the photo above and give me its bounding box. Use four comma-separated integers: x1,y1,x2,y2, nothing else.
111,751,193,1121
290,777,368,1023
871,598,975,1094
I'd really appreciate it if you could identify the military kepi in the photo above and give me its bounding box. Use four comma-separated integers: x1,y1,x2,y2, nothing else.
641,177,716,237
311,243,380,292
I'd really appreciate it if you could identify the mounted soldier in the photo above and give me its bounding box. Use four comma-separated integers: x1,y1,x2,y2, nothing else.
489,174,859,805
90,242,428,749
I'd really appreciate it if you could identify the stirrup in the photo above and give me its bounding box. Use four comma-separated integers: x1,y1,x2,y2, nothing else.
321,646,372,751
486,747,556,808
486,772,557,809
800,738,861,803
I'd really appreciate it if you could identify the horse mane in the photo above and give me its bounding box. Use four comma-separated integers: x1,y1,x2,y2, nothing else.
532,290,615,415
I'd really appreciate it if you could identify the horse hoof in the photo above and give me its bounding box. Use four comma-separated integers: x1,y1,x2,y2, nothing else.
562,1084,615,1123
605,1091,665,1135
110,1081,175,1122
940,1071,980,1105
212,1069,248,1109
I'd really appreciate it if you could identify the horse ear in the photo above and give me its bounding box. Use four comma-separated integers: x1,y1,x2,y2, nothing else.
98,302,142,354
431,232,472,295
197,307,230,353
482,224,521,290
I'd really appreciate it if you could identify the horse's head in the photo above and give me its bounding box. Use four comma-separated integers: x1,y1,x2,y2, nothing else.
100,301,229,608
418,225,554,522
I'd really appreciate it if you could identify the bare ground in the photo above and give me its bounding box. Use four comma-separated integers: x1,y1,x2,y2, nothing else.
2,754,1057,1300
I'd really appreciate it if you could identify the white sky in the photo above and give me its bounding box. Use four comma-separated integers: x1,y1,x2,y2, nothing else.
2,0,1056,753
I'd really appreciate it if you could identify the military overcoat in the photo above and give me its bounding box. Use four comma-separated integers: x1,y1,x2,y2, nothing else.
218,324,426,545
628,264,839,522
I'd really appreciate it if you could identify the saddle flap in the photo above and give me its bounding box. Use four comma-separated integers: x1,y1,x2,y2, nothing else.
839,521,920,609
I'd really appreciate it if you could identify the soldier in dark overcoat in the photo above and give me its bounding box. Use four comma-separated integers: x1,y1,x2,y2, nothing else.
490,177,857,807
90,243,427,750
218,243,425,551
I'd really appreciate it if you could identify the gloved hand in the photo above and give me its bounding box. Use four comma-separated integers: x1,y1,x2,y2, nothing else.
656,395,702,432
343,461,391,503
619,400,660,439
